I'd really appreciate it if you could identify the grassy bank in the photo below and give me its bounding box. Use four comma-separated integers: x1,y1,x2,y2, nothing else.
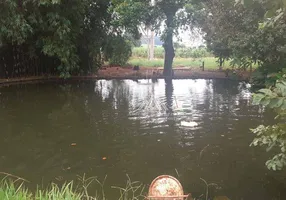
0,180,85,200
0,178,238,200
0,175,145,200
128,57,232,70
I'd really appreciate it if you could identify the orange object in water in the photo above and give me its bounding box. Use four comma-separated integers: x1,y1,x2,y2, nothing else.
102,157,107,160
147,175,190,200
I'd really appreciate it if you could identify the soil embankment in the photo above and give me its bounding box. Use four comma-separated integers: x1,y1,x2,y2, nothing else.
0,66,250,86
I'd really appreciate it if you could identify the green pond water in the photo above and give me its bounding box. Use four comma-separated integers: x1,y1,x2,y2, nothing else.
0,79,285,199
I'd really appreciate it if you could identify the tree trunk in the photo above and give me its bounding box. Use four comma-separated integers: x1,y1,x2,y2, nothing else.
147,27,155,61
149,31,155,60
163,14,175,77
219,56,224,70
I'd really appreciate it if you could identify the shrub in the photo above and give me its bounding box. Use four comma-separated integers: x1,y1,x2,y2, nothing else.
103,36,132,66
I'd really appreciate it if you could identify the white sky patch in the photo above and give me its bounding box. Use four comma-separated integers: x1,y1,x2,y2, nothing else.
174,29,205,47
153,23,205,47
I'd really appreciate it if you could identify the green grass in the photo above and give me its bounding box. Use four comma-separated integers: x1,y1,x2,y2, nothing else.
0,174,145,200
0,180,84,200
131,46,213,58
128,57,232,70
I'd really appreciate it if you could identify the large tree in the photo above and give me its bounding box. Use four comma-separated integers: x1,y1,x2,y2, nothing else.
156,0,185,76
113,0,199,77
155,0,201,76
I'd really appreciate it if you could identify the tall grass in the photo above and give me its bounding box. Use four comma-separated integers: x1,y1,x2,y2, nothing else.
0,174,146,200
0,180,32,200
0,180,87,200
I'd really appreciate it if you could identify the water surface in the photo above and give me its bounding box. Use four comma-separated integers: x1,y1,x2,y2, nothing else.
0,79,285,199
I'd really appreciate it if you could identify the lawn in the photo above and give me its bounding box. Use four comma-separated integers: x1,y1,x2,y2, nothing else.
128,57,232,70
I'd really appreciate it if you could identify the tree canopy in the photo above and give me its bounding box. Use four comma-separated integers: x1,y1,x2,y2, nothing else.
1,0,285,79
0,0,140,78
198,0,286,76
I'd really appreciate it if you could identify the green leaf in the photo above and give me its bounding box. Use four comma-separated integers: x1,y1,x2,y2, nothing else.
240,0,253,7
260,97,271,106
258,89,273,96
265,9,276,18
268,98,284,108
266,142,276,152
276,160,283,169
281,100,286,110
281,146,286,153
276,82,286,96
252,93,265,105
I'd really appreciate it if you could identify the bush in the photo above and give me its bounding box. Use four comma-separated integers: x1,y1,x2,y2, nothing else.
154,47,165,58
132,46,148,58
103,36,132,66
251,74,286,170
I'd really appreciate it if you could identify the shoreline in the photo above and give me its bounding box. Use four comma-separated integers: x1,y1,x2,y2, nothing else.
0,67,250,86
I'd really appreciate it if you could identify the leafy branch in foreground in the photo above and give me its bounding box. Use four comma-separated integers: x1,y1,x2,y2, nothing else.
251,74,286,170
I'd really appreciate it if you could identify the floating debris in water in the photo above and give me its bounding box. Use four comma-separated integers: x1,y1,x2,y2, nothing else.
102,157,107,160
71,143,77,146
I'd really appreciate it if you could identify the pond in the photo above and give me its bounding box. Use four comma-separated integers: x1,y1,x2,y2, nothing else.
0,79,285,199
